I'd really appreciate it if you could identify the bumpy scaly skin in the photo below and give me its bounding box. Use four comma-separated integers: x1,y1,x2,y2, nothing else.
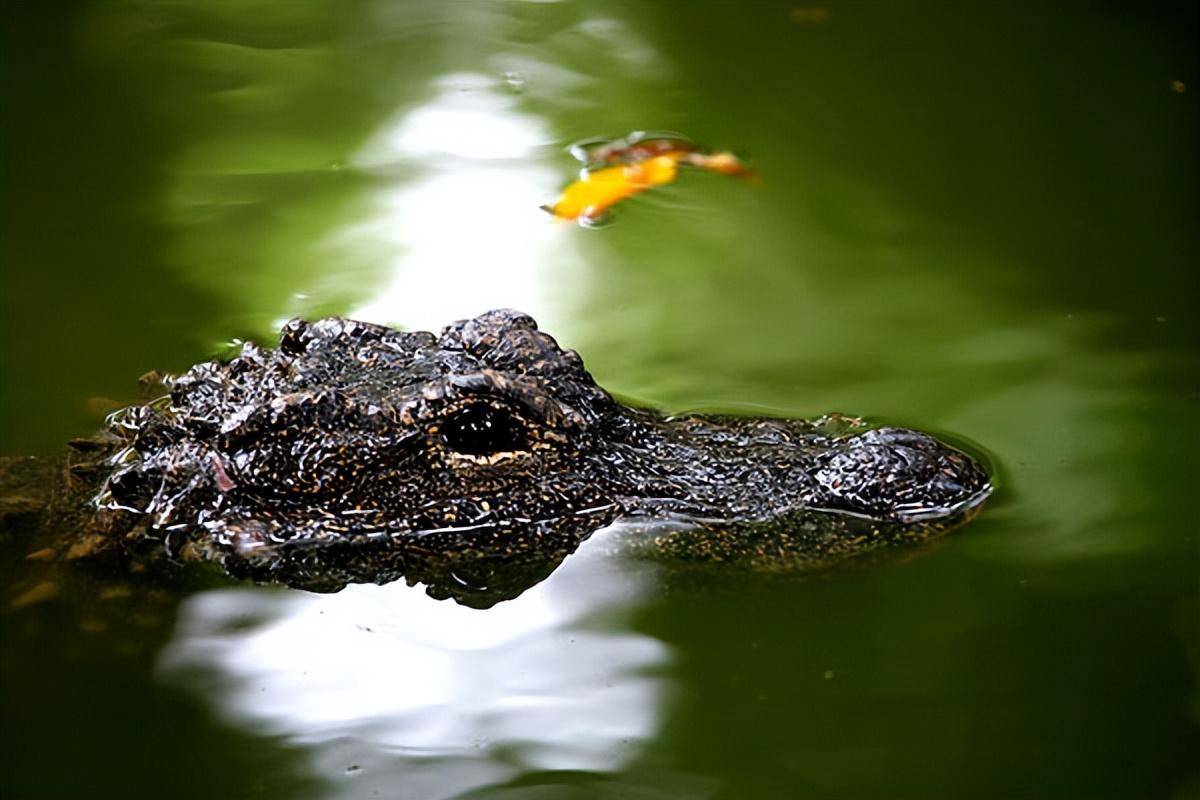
90,310,991,604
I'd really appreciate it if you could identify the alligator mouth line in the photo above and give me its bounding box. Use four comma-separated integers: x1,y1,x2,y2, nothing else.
209,501,625,558
875,482,993,524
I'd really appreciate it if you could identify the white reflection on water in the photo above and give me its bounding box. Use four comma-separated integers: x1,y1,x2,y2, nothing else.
344,71,586,334
158,540,666,799
162,33,672,799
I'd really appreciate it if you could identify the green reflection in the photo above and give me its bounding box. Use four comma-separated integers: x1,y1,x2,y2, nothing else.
1,0,1196,798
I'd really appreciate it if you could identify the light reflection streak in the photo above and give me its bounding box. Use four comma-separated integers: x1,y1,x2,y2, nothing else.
161,49,671,799
342,72,586,333
158,542,666,799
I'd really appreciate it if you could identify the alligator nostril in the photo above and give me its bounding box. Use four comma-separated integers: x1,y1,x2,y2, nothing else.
808,431,991,521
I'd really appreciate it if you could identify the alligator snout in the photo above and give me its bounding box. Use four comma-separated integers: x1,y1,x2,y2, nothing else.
811,428,992,523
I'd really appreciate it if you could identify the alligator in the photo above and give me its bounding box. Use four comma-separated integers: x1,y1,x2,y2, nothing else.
2,310,991,607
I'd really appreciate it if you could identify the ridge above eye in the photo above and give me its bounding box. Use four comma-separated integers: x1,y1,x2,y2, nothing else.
440,403,528,456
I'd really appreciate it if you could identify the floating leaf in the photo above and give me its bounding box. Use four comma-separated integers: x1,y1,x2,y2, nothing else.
544,132,755,224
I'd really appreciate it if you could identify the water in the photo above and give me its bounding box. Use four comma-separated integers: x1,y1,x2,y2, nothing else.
2,1,1198,798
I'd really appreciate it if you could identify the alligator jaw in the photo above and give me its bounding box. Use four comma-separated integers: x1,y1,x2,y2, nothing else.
607,412,993,530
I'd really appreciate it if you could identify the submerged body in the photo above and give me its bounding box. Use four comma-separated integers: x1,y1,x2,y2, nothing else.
7,310,990,606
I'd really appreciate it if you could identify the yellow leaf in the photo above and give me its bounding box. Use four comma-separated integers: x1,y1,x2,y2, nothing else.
547,154,681,222
545,134,755,223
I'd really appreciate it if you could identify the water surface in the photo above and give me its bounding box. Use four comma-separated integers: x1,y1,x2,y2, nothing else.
2,2,1198,798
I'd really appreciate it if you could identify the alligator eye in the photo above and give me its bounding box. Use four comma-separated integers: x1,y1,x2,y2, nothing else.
441,404,527,456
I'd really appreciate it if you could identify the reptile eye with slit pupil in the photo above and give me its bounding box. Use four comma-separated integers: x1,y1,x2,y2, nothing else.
441,404,527,456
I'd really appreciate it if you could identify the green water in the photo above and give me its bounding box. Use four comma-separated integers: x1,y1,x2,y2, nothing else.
2,1,1198,798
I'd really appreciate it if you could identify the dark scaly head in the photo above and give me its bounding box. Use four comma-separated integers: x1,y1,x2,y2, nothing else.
94,309,991,599
96,310,625,596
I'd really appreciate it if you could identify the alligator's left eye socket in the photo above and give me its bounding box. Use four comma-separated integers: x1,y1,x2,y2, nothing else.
441,404,528,456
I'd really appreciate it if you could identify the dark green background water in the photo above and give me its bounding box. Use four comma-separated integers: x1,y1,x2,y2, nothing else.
2,2,1198,798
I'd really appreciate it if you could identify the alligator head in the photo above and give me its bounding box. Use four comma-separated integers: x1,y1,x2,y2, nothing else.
95,310,991,605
